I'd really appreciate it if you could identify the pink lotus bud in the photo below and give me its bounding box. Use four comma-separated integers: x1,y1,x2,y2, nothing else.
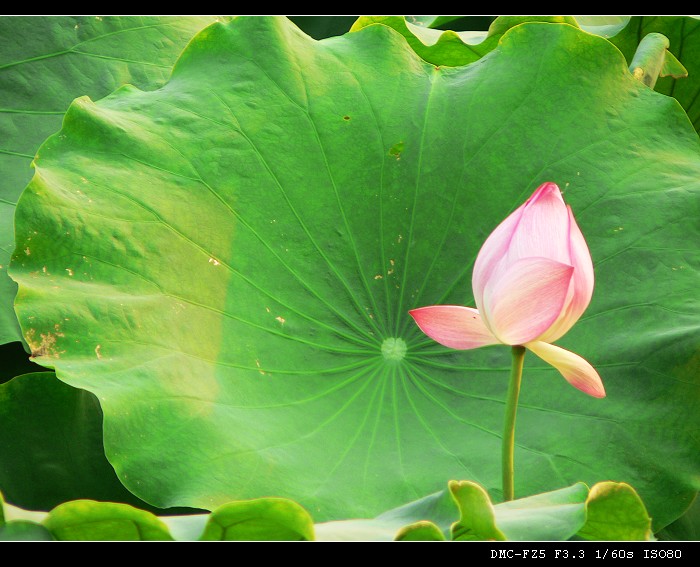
410,182,605,398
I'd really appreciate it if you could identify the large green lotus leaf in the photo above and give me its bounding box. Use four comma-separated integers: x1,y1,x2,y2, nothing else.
10,18,700,525
0,372,157,511
0,16,222,345
604,17,700,132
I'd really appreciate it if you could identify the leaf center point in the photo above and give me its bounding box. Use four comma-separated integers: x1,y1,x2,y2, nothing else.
381,337,407,361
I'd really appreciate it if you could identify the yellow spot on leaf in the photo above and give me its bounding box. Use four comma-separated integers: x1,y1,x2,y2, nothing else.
25,329,63,359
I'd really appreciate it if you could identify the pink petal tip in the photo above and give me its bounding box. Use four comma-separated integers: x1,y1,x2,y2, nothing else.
409,305,499,350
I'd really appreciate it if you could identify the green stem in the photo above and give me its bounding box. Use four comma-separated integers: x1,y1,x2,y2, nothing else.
502,345,526,502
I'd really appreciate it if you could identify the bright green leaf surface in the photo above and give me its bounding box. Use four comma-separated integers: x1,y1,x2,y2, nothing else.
395,520,445,541
0,372,157,511
44,500,173,541
200,497,314,541
579,482,654,541
0,15,222,345
10,18,700,525
449,480,505,541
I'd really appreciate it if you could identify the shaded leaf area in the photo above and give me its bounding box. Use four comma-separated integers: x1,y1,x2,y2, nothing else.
0,341,48,384
657,494,700,540
407,16,497,32
0,481,653,541
0,15,222,345
605,16,700,132
10,17,700,526
0,520,53,540
288,16,358,39
289,16,497,41
0,372,200,514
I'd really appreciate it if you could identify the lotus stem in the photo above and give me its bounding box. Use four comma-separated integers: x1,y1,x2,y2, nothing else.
502,345,526,501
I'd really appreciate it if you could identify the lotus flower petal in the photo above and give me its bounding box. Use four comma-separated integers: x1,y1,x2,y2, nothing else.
409,306,499,350
473,182,570,314
526,340,606,398
410,182,602,398
502,182,570,265
482,257,574,345
539,205,595,343
472,201,527,313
